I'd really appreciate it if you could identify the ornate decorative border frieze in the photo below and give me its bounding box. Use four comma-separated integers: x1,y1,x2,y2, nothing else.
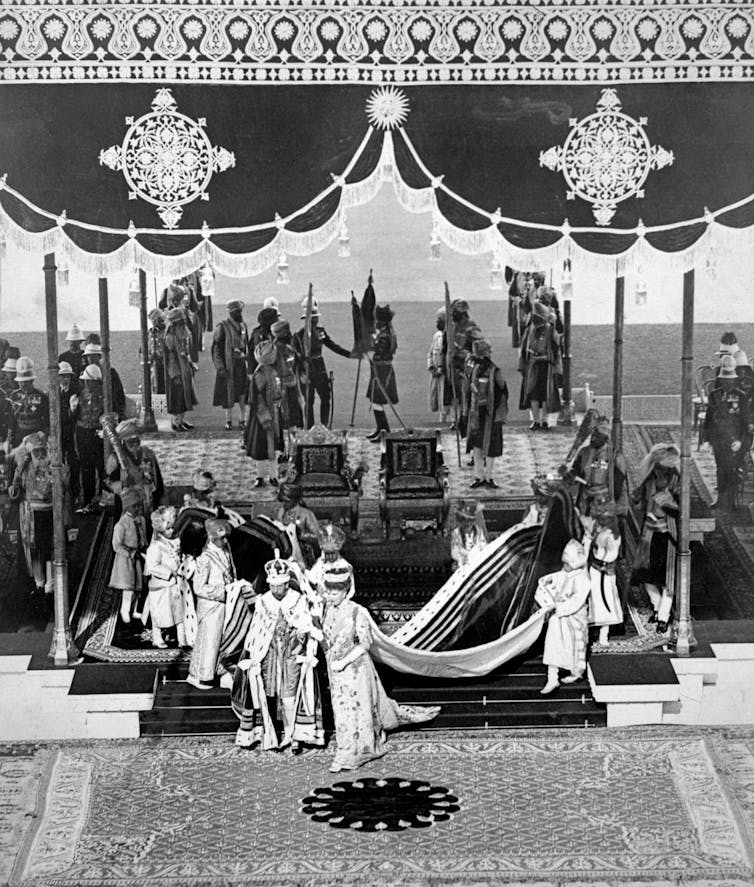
0,1,753,84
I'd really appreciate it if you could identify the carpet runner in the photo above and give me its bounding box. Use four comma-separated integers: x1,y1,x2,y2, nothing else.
9,730,754,886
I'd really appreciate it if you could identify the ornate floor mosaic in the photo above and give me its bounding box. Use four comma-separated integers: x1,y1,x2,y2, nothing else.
7,729,754,886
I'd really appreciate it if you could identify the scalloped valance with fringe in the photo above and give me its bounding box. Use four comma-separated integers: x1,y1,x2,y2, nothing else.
1,83,753,277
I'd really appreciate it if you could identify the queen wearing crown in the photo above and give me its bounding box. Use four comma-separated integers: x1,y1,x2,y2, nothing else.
231,549,324,752
306,522,355,600
321,568,440,772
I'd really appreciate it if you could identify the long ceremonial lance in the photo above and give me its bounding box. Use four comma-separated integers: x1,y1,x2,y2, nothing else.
349,289,362,427
304,282,313,427
445,281,462,468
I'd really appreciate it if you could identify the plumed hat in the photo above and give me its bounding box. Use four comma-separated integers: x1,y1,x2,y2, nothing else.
191,470,216,493
375,304,394,324
120,488,142,511
271,319,290,339
58,361,74,376
65,323,85,343
2,346,20,373
318,522,346,553
264,548,291,585
561,539,587,570
718,355,738,379
253,339,277,366
258,307,279,328
81,364,102,382
83,342,102,356
15,356,35,382
226,300,245,313
205,518,231,540
151,505,176,533
23,431,47,453
263,296,279,312
115,419,141,441
300,295,321,319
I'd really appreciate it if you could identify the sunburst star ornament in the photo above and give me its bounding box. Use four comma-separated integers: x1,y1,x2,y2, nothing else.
540,89,674,226
99,88,235,229
366,87,410,131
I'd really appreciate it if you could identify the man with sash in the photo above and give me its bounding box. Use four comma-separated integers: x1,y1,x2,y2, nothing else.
187,518,252,689
231,549,324,752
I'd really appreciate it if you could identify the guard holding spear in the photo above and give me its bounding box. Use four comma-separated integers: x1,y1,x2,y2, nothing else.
444,282,463,468
293,285,351,428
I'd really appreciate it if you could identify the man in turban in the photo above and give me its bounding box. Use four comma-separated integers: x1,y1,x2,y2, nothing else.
245,340,283,488
212,300,250,431
105,419,164,516
565,416,626,516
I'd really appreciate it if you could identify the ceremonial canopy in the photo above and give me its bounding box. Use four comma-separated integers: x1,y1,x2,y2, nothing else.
1,0,753,276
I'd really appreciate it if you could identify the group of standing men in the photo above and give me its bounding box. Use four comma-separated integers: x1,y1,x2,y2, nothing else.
426,274,564,488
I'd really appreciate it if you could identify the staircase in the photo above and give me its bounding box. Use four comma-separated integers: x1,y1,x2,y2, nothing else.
140,655,606,736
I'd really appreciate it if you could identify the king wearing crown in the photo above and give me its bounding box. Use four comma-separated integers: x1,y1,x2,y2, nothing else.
230,549,324,752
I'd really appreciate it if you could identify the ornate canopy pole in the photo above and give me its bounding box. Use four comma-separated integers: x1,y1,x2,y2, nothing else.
557,299,574,427
675,269,697,656
44,253,80,666
98,279,113,416
138,269,157,432
612,272,624,453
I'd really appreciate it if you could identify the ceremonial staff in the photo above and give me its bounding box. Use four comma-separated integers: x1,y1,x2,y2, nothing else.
303,283,314,428
349,289,363,427
444,281,462,468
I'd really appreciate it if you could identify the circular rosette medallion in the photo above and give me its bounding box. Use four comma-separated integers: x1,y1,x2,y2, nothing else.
561,110,651,208
123,111,214,209
301,777,459,831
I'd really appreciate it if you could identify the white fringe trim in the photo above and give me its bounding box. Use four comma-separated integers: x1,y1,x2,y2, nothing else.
1,126,754,278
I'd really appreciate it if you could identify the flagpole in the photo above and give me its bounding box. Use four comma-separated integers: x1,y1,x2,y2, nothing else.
445,282,462,468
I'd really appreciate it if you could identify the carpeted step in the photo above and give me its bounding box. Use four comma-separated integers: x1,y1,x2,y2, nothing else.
140,703,606,736
142,662,606,735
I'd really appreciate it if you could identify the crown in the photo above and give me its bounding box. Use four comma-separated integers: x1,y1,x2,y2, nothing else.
264,548,291,585
319,522,346,553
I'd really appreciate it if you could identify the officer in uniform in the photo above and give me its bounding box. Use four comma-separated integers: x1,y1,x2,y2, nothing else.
0,347,20,451
703,354,754,512
366,304,398,441
58,324,87,380
566,416,626,516
292,297,351,428
8,357,49,451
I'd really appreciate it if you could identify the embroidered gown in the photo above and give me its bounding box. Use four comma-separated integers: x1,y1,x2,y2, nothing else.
322,599,439,770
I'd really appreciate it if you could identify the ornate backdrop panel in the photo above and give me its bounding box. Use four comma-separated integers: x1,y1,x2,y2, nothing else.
0,0,753,276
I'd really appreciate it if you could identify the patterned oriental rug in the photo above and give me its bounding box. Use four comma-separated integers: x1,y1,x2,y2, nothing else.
7,729,754,887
